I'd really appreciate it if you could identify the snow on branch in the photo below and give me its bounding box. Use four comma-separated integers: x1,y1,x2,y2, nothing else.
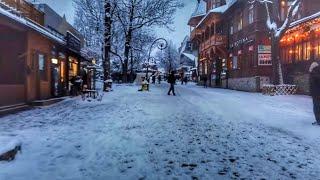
252,0,301,38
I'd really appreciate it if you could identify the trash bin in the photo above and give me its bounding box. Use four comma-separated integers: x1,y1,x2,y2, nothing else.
104,79,113,92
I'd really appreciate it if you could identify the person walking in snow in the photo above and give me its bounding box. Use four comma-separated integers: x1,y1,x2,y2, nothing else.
158,75,161,84
310,62,320,125
167,71,176,96
203,75,208,88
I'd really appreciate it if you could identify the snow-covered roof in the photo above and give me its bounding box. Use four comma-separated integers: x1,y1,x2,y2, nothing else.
290,11,320,28
190,0,206,18
182,53,196,61
0,5,65,44
195,0,237,29
179,36,190,54
210,0,237,13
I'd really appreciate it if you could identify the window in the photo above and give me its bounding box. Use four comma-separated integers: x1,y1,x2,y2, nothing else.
238,13,243,31
315,38,320,60
38,54,47,80
295,43,302,61
230,21,234,35
303,42,311,61
39,54,45,71
232,56,238,69
248,5,254,24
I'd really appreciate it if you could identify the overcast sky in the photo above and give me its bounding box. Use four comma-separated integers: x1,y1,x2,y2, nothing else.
36,0,195,47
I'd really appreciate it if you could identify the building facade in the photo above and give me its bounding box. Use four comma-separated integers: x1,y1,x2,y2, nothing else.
189,0,320,93
0,0,88,107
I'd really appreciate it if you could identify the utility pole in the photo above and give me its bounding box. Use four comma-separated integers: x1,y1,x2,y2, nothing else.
104,0,112,91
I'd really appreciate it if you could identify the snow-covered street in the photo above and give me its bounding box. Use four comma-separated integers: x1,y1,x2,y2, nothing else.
0,84,320,180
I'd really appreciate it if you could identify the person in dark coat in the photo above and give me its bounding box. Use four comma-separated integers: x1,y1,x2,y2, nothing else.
203,75,208,88
167,71,176,96
152,75,156,84
310,62,320,125
158,75,161,84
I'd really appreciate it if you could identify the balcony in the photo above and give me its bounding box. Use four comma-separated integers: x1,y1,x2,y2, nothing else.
199,34,227,51
0,0,44,25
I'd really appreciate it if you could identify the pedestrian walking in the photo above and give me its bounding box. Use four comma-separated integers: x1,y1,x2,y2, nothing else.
203,75,208,88
158,75,161,84
310,62,320,126
167,71,176,96
152,74,156,84
184,76,188,85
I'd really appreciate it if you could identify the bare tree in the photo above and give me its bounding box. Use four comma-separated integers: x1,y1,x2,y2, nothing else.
156,41,179,73
252,0,301,84
115,0,183,82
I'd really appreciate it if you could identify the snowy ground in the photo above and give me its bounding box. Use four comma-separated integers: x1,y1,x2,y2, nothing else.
0,83,320,180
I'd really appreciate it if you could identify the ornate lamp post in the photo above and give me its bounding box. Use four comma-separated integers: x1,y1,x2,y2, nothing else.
146,38,168,80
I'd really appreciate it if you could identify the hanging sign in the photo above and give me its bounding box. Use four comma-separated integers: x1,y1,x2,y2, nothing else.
258,54,272,66
258,45,271,53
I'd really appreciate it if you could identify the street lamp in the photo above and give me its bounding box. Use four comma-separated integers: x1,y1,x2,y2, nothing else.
146,38,168,80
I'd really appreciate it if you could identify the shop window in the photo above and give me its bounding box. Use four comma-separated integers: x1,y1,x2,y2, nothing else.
61,61,65,83
295,43,302,61
315,39,320,60
69,57,79,79
303,41,311,61
248,5,254,24
38,54,47,81
232,56,238,69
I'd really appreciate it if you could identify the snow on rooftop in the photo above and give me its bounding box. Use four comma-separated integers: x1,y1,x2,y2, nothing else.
290,11,320,28
0,5,65,44
196,0,238,29
182,52,196,61
210,0,237,13
190,0,206,18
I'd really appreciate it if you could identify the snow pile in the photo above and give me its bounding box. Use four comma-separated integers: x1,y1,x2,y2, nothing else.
0,138,21,156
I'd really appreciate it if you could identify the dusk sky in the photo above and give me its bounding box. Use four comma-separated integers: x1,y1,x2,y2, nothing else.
37,0,196,48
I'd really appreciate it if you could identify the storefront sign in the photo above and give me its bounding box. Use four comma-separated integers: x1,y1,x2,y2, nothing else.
230,37,253,48
66,32,81,52
258,45,271,54
258,54,272,66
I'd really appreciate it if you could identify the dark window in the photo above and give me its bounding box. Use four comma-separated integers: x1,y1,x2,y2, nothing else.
38,54,48,81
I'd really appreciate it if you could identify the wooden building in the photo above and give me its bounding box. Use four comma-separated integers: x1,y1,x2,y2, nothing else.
280,12,320,93
0,0,84,107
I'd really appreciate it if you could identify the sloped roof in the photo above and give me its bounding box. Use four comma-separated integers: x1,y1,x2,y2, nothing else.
196,0,238,29
182,53,196,61
290,11,320,28
0,4,65,44
191,0,206,18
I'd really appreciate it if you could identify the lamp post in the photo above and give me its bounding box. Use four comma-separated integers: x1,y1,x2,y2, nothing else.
146,38,168,80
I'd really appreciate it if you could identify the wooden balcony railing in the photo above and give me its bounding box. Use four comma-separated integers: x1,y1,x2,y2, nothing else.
0,0,44,25
199,34,227,51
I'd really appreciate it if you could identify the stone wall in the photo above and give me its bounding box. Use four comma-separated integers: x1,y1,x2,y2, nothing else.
292,73,310,95
226,76,270,92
